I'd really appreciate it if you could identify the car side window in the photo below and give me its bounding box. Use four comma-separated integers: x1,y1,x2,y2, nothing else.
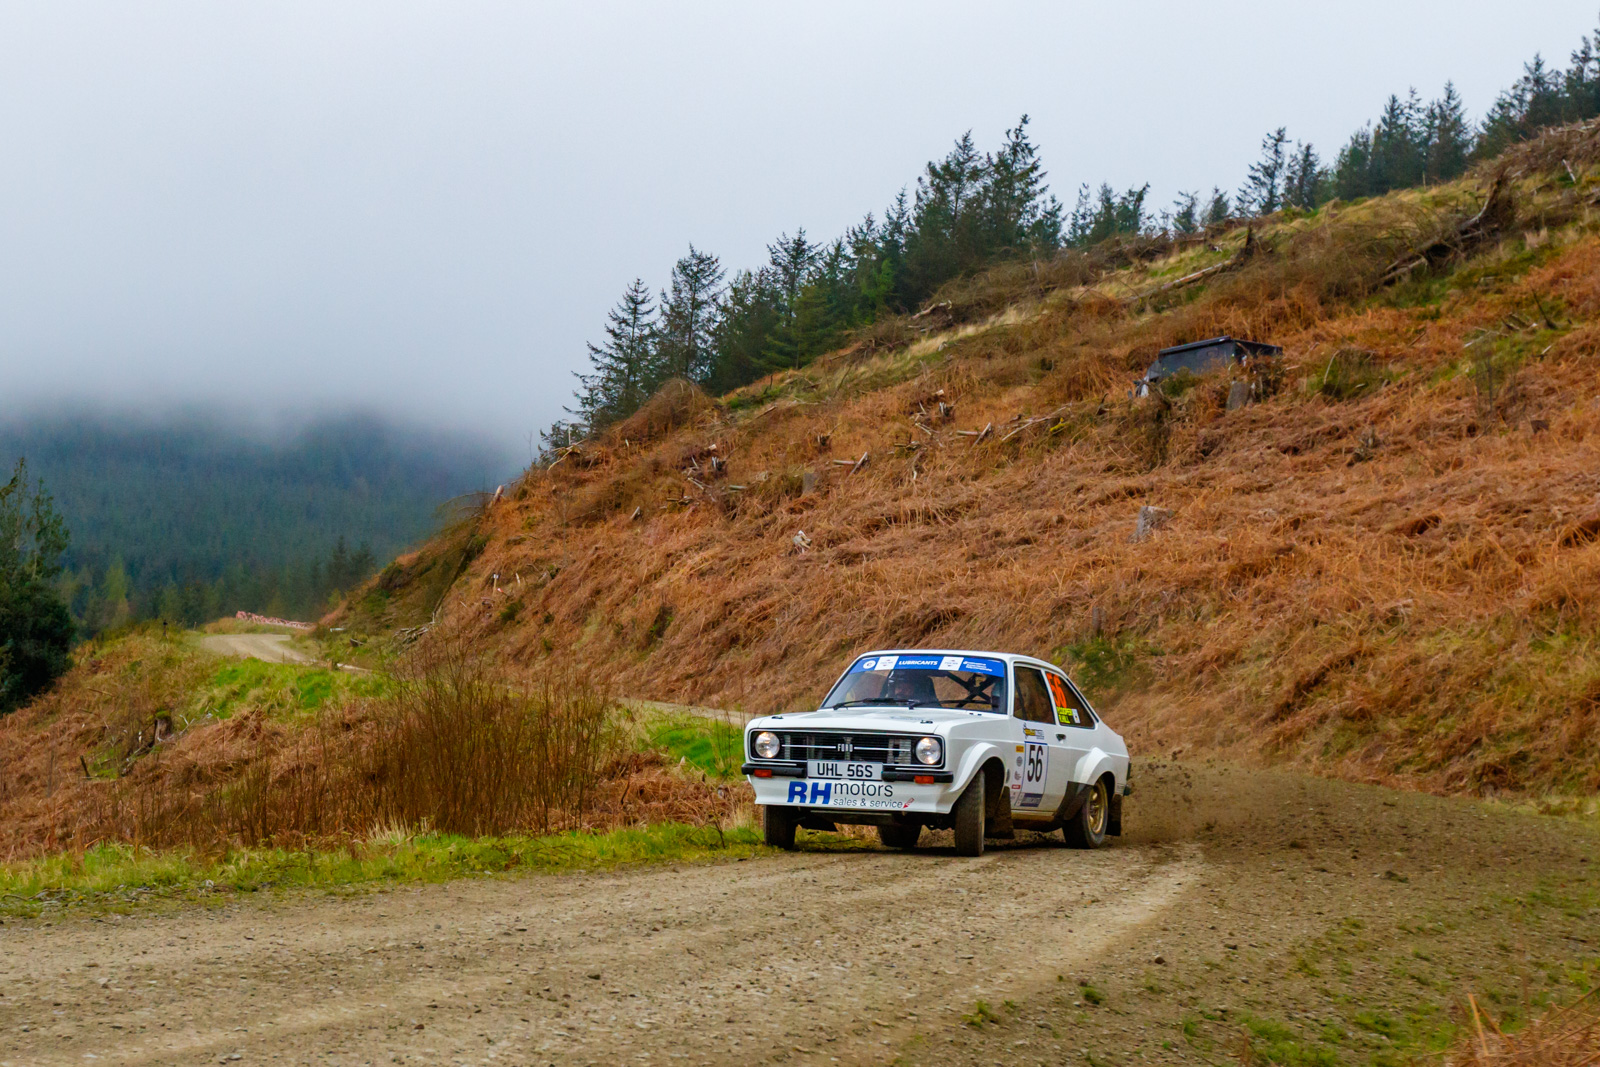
1012,666,1056,724
1046,672,1095,728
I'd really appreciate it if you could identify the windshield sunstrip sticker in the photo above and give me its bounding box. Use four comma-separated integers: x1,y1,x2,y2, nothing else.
850,654,1004,677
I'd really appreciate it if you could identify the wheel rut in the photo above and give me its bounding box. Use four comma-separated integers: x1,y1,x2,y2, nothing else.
0,840,1201,1065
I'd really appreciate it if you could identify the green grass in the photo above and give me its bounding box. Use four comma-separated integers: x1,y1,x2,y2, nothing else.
0,822,764,917
191,658,391,724
1310,347,1392,402
1057,634,1154,698
1240,1015,1341,1066
643,712,745,779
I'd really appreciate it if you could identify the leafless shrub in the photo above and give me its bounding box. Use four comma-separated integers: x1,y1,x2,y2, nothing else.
86,639,627,849
1445,991,1600,1066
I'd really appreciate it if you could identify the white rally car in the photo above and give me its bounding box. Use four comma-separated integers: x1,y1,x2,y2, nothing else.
742,649,1130,856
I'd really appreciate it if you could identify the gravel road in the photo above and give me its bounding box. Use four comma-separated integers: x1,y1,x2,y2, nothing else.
0,839,1198,1065
2,764,1595,1066
194,634,313,665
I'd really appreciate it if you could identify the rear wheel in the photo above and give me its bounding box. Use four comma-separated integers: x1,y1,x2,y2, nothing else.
878,822,921,850
1063,777,1110,849
952,769,986,857
763,805,798,850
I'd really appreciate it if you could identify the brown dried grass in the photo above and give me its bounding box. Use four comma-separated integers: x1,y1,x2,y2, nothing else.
1495,117,1600,177
0,635,736,858
371,173,1600,801
1447,992,1600,1066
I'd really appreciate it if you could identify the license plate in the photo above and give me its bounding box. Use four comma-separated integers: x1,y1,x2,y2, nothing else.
806,760,883,781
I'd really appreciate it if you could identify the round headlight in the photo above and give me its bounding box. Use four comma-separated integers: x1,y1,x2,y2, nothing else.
753,731,781,759
914,736,942,766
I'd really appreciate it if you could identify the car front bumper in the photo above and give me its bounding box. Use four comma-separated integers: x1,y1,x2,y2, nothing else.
746,771,958,815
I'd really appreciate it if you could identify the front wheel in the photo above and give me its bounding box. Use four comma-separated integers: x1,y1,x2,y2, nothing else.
763,805,798,850
1063,777,1110,849
952,769,986,857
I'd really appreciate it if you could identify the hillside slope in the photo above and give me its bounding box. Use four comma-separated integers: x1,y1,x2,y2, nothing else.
345,126,1600,797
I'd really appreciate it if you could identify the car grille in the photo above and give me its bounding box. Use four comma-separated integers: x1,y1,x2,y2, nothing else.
754,731,940,768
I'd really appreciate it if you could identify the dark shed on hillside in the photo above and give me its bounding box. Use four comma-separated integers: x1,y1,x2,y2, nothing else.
1136,336,1282,395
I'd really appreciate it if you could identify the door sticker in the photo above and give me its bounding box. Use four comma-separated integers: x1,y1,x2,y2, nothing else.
1046,673,1080,725
1019,740,1048,808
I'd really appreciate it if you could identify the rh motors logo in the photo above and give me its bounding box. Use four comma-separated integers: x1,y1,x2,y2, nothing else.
787,781,897,803
789,781,832,803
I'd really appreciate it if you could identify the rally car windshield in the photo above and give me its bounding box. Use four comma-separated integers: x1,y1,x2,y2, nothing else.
820,654,1008,712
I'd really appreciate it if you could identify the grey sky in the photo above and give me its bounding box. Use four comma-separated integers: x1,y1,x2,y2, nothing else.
0,2,1593,449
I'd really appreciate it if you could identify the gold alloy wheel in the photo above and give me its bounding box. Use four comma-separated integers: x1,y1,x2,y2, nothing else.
1085,780,1108,836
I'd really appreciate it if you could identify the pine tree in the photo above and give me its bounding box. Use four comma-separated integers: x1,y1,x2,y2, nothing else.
655,245,725,385
1566,21,1600,121
537,418,581,461
1479,54,1565,157
872,191,911,311
843,213,888,316
1202,187,1231,227
706,268,784,393
1422,82,1472,183
1065,183,1150,247
351,541,374,583
1066,184,1095,246
903,131,987,299
0,458,68,587
1112,184,1150,237
571,279,657,432
0,458,73,712
1370,92,1425,193
763,231,820,370
983,115,1063,253
327,535,351,592
1171,191,1200,235
1284,142,1324,210
1238,127,1289,216
97,556,131,631
1331,126,1374,201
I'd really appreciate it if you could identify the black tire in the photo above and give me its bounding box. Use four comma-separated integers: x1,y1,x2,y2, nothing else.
1063,777,1111,849
878,822,921,850
952,769,986,857
763,805,798,850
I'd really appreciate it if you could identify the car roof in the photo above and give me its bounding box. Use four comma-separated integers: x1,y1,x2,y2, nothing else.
853,649,1062,672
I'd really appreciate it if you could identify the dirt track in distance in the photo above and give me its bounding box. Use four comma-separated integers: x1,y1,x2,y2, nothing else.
1,763,1595,1066
194,634,313,665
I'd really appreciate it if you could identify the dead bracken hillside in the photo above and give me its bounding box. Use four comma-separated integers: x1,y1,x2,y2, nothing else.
346,123,1600,798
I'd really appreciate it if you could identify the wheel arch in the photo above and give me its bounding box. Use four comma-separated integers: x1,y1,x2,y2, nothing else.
1071,748,1123,793
980,755,1009,810
950,742,1011,797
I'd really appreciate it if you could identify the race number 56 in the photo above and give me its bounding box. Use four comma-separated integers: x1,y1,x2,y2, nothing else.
1023,741,1047,786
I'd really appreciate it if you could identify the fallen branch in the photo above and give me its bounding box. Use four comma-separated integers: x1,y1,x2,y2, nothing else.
1126,227,1260,304
1379,173,1516,286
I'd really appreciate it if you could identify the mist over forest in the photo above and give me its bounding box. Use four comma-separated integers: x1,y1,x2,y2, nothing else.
0,410,510,630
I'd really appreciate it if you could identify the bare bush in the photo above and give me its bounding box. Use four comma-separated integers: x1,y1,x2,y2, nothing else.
87,640,627,849
354,642,618,836
1445,992,1600,1066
